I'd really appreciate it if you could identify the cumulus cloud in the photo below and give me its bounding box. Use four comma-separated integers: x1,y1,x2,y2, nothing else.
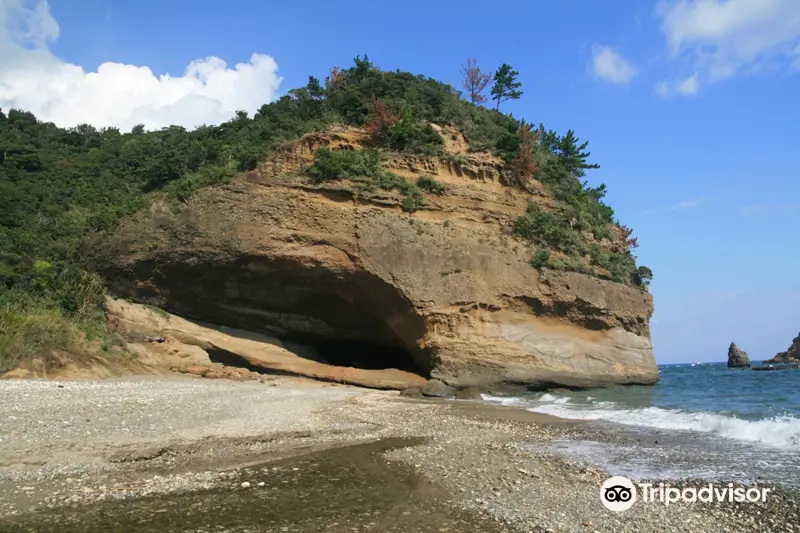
590,45,638,85
656,0,800,94
0,0,283,131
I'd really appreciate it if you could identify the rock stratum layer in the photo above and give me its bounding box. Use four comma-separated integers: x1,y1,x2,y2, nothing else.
104,128,659,391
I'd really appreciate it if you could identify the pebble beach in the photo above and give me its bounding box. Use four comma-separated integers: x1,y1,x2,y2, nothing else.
1,376,798,532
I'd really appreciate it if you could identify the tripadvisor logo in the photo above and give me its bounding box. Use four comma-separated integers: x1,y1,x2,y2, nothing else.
601,476,637,512
600,476,772,512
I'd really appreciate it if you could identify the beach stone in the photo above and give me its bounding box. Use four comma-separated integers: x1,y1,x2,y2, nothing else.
421,379,456,398
400,386,423,398
454,387,482,400
727,342,750,368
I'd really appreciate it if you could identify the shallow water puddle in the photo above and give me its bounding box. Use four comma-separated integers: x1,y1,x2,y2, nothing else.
0,438,504,533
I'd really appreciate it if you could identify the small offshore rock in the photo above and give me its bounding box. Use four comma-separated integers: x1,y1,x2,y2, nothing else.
727,342,750,368
240,481,251,488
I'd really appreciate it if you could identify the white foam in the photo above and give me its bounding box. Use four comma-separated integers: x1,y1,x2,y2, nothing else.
485,395,800,450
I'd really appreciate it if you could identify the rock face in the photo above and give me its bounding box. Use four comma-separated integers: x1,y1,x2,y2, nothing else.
727,343,750,368
103,128,659,391
421,379,456,398
106,298,426,390
764,333,800,364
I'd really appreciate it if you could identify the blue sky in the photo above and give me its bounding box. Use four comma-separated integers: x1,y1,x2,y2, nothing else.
3,0,800,363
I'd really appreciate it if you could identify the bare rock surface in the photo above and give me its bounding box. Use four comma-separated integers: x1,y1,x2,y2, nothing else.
106,298,426,390
727,342,751,368
420,379,456,398
104,127,658,391
765,332,800,364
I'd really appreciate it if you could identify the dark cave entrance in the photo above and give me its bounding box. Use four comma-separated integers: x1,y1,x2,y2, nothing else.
314,340,421,373
134,253,433,380
204,340,426,378
206,349,278,374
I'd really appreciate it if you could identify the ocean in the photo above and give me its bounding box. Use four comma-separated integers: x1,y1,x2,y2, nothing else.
485,362,800,487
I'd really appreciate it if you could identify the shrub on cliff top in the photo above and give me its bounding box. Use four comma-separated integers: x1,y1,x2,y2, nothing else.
513,202,649,287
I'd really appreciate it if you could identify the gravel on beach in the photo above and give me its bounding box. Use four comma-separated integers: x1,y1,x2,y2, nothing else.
1,376,797,533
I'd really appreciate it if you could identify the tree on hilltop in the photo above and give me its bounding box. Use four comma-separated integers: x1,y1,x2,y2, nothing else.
326,66,345,89
460,58,492,104
490,64,523,111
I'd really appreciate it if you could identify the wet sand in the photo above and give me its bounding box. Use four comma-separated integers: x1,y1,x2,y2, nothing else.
0,438,505,533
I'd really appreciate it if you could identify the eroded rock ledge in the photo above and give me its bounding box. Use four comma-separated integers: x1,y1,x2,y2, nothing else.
103,131,659,391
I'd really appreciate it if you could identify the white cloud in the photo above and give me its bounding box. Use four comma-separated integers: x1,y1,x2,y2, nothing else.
654,72,700,96
590,44,639,85
676,72,700,94
739,202,800,216
656,0,800,92
0,0,283,131
654,80,671,97
644,198,705,214
668,198,704,210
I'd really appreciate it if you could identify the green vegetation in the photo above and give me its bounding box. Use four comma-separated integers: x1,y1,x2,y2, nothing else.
401,191,425,213
0,265,110,371
416,176,447,195
515,201,646,285
0,55,650,369
308,148,383,182
490,64,523,111
307,147,425,213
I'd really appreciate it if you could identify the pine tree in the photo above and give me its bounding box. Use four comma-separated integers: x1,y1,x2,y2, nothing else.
490,64,523,111
557,130,599,177
306,76,325,100
460,58,491,104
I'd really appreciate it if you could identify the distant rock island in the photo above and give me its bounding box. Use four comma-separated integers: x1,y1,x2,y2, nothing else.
764,332,800,364
727,342,750,368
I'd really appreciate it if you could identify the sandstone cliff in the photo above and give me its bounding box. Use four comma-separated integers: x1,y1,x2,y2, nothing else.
103,127,659,391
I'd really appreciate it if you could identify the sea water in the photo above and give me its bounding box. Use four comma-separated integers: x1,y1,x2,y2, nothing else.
485,362,800,487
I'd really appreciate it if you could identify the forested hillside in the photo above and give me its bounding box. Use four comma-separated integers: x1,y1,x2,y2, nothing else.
0,56,650,370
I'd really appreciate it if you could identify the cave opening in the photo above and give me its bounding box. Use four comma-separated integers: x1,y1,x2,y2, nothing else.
315,340,422,374
205,348,287,375
204,340,426,378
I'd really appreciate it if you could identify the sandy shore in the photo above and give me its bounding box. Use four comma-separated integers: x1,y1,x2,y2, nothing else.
1,376,797,532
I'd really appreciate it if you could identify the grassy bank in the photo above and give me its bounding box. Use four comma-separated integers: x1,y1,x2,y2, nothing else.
0,269,114,372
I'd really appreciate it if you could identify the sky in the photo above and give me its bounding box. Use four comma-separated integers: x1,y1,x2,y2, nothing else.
1,0,798,363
